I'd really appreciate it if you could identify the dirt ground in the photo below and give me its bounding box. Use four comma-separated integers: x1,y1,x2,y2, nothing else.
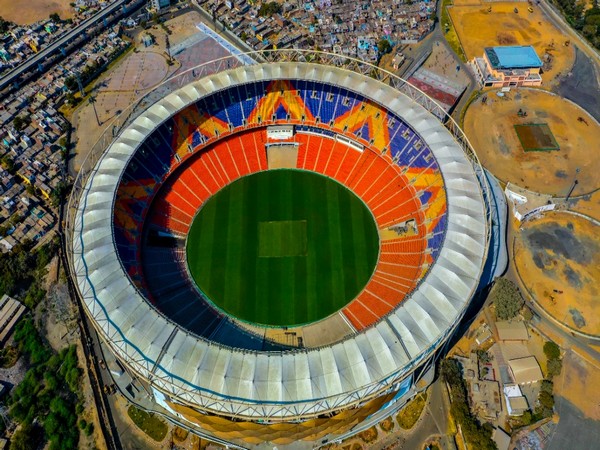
555,351,600,420
70,10,228,175
464,88,600,196
448,1,575,88
70,48,172,173
160,9,206,46
514,211,600,336
0,0,73,24
421,41,471,89
567,190,600,222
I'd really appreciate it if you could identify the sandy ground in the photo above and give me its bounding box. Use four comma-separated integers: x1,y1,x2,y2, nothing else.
0,0,73,24
464,88,600,196
448,1,575,88
514,211,600,336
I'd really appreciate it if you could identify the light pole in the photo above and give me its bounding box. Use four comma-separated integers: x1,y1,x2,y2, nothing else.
565,167,580,201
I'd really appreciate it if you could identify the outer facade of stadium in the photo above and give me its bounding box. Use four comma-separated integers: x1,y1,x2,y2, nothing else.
68,52,491,448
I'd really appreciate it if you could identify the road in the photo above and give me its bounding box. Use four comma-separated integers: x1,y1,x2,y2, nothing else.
59,214,122,450
0,0,144,93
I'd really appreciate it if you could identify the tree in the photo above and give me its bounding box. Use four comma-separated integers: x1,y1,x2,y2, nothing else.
0,16,12,34
50,181,70,208
477,349,492,364
440,358,462,385
13,115,30,131
49,13,61,23
547,358,563,379
520,410,533,425
543,341,561,360
9,423,43,450
377,39,392,55
1,155,15,174
536,389,555,417
492,278,524,320
258,1,282,17
64,76,78,92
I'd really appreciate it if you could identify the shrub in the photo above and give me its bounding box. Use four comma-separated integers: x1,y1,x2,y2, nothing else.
543,341,561,361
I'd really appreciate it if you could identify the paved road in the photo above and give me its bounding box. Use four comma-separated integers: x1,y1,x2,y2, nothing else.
369,379,454,450
557,46,600,122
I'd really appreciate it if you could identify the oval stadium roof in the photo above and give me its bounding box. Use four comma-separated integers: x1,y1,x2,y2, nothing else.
71,61,489,419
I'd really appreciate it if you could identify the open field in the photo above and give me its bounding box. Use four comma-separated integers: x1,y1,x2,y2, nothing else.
514,211,600,336
0,0,73,24
464,88,600,196
186,170,380,326
448,1,575,87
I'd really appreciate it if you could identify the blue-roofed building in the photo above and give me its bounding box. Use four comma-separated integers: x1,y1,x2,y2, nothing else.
471,45,543,88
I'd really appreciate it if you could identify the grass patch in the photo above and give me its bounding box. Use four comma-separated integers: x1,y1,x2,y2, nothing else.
441,0,466,62
514,123,560,152
396,392,428,429
127,406,168,442
459,89,482,129
258,220,307,257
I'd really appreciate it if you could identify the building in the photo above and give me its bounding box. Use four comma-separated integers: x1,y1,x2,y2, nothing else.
151,0,170,11
503,384,529,416
492,427,512,450
496,320,529,341
0,294,26,344
509,356,544,385
471,45,543,88
68,54,491,447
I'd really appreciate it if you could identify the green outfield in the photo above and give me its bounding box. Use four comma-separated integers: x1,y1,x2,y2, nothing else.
186,170,379,326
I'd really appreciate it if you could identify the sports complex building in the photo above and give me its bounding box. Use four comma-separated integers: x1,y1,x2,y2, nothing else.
68,51,493,448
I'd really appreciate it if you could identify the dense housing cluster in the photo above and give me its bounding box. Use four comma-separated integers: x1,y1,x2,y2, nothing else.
199,0,435,59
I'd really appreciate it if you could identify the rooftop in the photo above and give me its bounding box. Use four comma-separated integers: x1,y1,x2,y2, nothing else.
485,46,543,70
509,356,543,384
496,320,529,341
